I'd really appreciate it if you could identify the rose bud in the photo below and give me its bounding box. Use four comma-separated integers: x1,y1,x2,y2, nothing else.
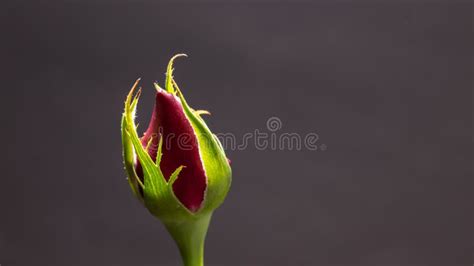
121,54,232,266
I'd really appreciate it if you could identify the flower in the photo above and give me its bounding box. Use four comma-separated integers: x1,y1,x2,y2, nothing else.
121,54,232,266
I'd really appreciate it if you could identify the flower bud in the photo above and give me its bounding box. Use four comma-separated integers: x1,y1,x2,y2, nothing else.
121,54,232,266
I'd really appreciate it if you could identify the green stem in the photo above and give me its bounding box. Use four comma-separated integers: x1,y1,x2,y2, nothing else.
164,212,212,266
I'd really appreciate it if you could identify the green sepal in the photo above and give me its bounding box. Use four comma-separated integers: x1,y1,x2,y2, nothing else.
122,79,186,219
121,114,144,202
169,80,232,214
165,53,187,94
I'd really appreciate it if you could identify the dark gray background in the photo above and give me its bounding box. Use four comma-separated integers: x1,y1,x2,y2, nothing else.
1,1,472,266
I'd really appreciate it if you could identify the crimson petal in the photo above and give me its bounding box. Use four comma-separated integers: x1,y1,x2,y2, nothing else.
137,89,207,212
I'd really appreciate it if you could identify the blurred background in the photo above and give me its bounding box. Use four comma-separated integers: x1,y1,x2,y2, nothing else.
1,1,472,265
